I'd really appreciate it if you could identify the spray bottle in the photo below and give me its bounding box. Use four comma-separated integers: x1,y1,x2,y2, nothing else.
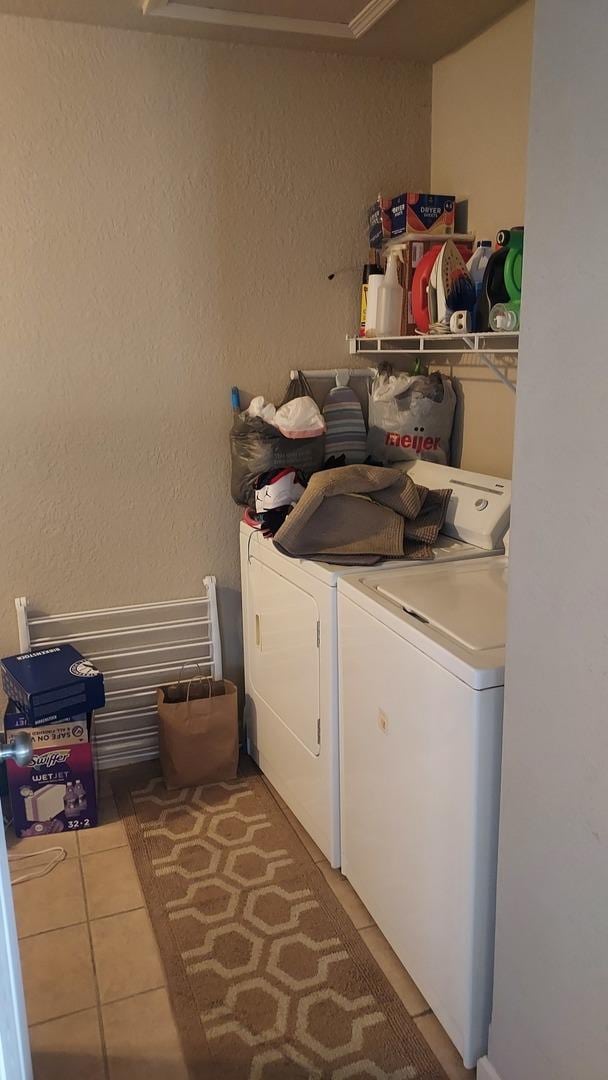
376,254,403,337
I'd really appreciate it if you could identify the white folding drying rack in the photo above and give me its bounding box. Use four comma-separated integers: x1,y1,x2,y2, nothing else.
14,577,223,771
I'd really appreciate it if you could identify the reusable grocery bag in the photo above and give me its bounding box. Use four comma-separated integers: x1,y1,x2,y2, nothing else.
367,365,456,465
157,673,238,790
230,372,325,508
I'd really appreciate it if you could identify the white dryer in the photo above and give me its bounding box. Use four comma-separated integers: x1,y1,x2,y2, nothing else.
240,461,510,868
337,557,508,1068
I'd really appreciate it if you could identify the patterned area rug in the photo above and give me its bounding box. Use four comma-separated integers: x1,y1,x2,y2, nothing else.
113,765,447,1080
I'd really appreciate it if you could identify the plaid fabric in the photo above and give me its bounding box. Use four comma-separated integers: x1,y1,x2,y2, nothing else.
323,385,367,464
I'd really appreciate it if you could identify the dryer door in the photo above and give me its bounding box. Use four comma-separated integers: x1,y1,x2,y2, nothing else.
248,557,320,756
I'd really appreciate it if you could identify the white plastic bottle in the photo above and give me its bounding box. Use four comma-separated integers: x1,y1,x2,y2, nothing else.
364,266,384,337
376,254,403,337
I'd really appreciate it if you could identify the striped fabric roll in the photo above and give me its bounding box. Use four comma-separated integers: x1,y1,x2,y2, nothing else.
322,383,367,464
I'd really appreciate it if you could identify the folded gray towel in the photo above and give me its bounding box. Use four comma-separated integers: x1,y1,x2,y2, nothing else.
273,464,451,565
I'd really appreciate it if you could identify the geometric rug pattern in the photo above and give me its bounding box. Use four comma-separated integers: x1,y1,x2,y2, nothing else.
118,770,447,1079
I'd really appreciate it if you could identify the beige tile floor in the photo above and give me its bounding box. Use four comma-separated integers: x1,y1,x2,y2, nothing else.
9,775,475,1080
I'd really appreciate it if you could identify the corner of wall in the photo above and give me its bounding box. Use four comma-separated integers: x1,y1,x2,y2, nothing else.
427,1,534,479
476,1056,505,1080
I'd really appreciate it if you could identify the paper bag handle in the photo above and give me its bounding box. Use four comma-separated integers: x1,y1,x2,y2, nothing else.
172,663,214,712
175,662,207,689
185,675,213,704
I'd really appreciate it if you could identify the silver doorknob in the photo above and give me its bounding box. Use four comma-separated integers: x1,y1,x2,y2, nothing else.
0,731,33,766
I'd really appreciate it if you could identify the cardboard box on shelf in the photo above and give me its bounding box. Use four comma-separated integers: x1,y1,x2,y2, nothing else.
368,196,392,249
1,643,105,726
5,712,98,837
391,193,455,237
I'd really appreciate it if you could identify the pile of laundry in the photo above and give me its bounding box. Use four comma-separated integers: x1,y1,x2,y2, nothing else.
230,373,327,509
230,369,453,562
245,462,451,563
272,464,451,564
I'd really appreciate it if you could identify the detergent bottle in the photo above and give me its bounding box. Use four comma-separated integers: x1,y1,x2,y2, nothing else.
489,228,524,331
376,254,403,337
467,241,492,330
477,228,524,331
467,241,492,286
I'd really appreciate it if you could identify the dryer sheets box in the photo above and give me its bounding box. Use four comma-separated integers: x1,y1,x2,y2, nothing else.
5,715,98,838
1,644,105,726
391,193,455,236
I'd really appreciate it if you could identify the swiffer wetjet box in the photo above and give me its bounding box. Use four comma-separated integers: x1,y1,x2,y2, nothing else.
1,644,105,726
5,714,98,837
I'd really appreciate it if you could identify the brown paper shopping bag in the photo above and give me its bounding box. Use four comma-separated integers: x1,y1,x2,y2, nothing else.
157,673,238,790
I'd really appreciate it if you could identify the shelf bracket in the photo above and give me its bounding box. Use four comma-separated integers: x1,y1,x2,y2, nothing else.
461,335,517,392
479,353,517,392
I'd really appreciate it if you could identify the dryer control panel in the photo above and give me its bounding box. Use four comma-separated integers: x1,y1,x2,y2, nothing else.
401,460,511,551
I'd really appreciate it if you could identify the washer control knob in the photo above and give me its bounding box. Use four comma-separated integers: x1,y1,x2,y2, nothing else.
475,498,489,511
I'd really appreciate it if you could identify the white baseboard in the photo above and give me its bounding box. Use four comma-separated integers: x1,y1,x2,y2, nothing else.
476,1057,504,1080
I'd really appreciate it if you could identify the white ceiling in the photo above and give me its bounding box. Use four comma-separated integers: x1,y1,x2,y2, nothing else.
0,0,524,61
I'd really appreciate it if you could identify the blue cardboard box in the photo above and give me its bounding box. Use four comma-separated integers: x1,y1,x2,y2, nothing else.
3,700,33,731
367,196,392,249
3,699,90,734
1,645,105,726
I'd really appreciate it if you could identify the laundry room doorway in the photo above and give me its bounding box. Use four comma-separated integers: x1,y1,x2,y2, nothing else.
0,796,31,1080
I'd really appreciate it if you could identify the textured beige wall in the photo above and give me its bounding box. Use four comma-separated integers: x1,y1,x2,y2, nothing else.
0,15,430,681
431,1,534,478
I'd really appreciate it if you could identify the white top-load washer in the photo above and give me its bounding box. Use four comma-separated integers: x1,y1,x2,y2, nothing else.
337,556,508,1069
240,461,511,868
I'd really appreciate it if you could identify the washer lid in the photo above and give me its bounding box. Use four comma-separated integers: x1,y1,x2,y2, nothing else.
339,557,508,689
375,561,507,651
